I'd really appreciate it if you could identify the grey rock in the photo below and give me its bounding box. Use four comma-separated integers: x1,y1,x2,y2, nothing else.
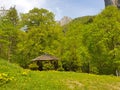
58,16,72,26
104,0,120,8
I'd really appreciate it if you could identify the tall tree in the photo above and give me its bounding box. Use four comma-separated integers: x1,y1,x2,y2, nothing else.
17,8,62,67
6,6,19,26
0,6,19,62
83,6,120,74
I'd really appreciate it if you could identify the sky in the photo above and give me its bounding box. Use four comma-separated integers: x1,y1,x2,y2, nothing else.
0,0,105,20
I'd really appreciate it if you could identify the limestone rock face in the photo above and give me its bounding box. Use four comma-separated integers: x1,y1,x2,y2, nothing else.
104,0,114,6
117,0,120,8
104,0,120,8
59,16,72,26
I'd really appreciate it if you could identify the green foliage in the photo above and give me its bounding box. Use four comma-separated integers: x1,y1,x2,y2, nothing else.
58,6,120,75
17,8,62,68
0,73,14,86
82,6,120,74
0,6,19,62
20,8,55,28
61,22,83,71
21,69,30,76
72,16,95,24
6,6,19,26
28,63,39,70
1,6,120,75
42,62,54,70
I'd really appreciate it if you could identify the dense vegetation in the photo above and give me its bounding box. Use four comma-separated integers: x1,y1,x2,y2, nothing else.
0,59,120,90
0,6,120,75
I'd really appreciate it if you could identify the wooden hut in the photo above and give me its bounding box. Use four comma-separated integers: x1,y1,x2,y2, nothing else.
31,54,59,70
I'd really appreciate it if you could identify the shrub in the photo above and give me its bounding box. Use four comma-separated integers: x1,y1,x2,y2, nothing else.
57,66,64,71
28,63,39,70
21,69,30,76
0,73,14,86
43,62,54,70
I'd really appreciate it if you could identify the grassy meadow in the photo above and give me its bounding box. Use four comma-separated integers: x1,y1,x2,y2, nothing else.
0,59,120,90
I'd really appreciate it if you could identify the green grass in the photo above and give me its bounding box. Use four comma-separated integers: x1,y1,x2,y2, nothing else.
0,59,120,90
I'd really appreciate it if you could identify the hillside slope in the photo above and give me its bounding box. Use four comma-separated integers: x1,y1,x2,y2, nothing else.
0,59,120,90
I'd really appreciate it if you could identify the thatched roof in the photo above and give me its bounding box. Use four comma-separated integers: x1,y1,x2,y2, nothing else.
32,55,59,62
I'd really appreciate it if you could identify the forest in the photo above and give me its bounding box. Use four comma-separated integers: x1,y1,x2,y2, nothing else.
0,6,120,75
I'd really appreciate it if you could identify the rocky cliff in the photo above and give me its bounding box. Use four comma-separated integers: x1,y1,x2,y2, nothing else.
104,0,120,8
58,16,72,26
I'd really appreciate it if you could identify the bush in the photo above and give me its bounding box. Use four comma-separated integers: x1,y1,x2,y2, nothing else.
57,66,64,71
0,73,14,86
21,69,30,76
43,62,54,70
28,63,39,70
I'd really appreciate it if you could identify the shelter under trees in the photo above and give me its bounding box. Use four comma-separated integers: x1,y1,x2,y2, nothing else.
31,54,59,71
